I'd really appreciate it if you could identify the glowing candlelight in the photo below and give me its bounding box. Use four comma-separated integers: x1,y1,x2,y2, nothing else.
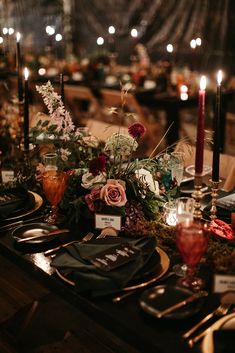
195,76,207,175
24,67,29,151
212,70,223,181
16,32,23,103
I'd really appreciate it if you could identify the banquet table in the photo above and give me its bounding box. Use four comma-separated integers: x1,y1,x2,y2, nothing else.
0,210,224,353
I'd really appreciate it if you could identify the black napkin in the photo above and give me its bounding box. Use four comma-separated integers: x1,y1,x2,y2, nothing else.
51,236,158,296
0,187,33,221
213,330,235,353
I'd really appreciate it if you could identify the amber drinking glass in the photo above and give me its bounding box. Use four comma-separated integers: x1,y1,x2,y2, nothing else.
42,170,67,224
176,221,209,291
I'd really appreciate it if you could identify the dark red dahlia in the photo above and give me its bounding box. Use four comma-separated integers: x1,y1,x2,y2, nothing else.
89,154,107,176
128,122,146,139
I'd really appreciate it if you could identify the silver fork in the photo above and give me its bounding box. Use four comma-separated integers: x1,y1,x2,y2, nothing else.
44,232,94,256
183,303,231,341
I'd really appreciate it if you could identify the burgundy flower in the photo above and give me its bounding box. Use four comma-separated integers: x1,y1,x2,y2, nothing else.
66,169,76,176
128,122,146,139
89,154,107,176
85,188,101,212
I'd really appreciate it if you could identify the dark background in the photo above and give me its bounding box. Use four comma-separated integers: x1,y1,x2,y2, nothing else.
1,0,235,73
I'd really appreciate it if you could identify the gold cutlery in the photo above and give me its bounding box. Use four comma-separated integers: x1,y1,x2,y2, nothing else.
156,291,208,318
112,271,175,303
187,306,232,347
182,302,231,340
44,232,94,256
0,215,44,232
16,229,70,243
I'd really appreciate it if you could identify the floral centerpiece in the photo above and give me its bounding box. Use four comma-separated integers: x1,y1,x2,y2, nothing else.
33,81,179,235
30,81,102,173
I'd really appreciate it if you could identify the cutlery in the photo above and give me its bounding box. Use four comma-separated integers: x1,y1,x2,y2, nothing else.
187,306,232,347
112,271,175,303
0,215,44,232
44,232,95,256
16,229,70,243
156,291,208,318
182,302,231,340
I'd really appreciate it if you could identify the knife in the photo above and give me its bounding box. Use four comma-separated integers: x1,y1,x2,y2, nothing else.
16,229,70,243
0,215,45,232
156,291,208,318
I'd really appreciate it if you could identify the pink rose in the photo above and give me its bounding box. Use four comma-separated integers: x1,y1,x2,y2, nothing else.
100,180,127,207
85,188,101,212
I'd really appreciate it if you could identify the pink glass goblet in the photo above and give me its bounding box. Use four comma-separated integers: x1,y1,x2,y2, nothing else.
176,221,209,291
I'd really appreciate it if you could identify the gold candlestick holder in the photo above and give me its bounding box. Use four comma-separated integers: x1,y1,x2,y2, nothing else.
192,174,203,221
209,178,221,220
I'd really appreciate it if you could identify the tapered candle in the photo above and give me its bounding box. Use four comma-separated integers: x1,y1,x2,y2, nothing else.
24,67,29,151
212,70,222,181
16,32,23,103
195,76,207,174
60,73,64,103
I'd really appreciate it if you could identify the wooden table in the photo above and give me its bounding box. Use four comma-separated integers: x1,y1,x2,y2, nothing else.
0,220,221,353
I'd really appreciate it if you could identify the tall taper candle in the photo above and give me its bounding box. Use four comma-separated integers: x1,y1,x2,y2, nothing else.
212,70,222,181
60,73,64,103
23,67,29,151
195,76,207,174
16,32,23,103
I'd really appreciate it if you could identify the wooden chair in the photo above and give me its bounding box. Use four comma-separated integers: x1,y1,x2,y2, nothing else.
86,118,128,142
100,88,146,125
64,85,101,126
176,144,235,191
99,89,163,156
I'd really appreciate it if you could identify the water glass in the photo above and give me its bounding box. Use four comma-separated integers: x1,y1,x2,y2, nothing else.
42,152,58,171
163,201,177,226
176,197,194,223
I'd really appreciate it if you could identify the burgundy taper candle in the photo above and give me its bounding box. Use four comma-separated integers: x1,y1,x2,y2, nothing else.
212,70,222,181
23,67,29,151
195,76,207,175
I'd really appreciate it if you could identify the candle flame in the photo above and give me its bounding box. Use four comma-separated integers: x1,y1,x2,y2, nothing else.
200,76,207,90
217,70,222,85
16,32,21,42
24,67,29,80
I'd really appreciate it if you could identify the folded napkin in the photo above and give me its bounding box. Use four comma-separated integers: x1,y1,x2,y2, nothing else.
51,236,158,296
0,187,33,221
213,330,235,353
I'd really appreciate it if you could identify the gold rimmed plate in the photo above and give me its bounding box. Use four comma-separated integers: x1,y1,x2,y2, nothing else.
5,192,43,221
55,246,170,292
202,313,235,353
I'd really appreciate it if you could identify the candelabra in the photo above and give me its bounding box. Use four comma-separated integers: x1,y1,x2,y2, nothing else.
209,179,221,220
192,174,203,221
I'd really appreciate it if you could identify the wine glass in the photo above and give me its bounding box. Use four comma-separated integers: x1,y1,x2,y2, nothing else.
170,152,184,187
173,197,195,277
42,170,67,225
176,221,209,291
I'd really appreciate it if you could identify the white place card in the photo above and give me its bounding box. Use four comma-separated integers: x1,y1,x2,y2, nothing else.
213,274,235,293
1,170,15,183
95,214,121,231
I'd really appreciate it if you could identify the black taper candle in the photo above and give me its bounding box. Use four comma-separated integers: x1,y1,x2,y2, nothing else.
212,71,222,181
16,33,23,103
60,73,64,103
23,68,29,151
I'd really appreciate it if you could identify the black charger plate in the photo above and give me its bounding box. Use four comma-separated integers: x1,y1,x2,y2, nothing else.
140,285,205,319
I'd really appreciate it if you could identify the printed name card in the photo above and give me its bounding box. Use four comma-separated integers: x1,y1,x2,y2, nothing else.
1,170,14,183
213,274,235,293
88,243,140,271
95,213,121,231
